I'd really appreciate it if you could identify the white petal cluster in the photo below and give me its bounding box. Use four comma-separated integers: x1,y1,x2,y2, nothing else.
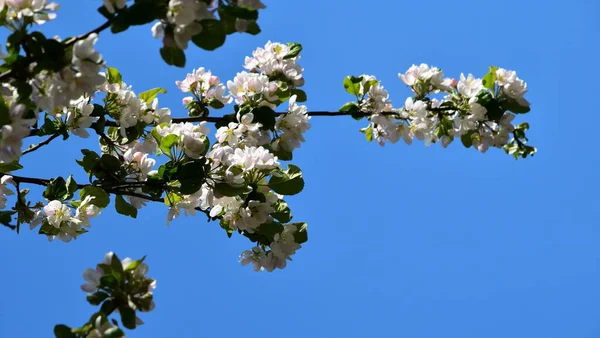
0,175,15,209
156,121,210,158
240,224,302,272
151,0,215,50
30,197,101,242
176,67,231,107
496,68,530,107
99,81,172,136
227,71,278,108
359,64,531,154
32,34,105,113
2,0,59,25
244,41,304,87
0,103,37,163
272,95,311,152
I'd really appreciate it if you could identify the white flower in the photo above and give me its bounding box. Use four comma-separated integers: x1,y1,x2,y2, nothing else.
272,95,311,152
227,71,277,105
240,246,267,272
496,68,530,107
270,224,302,260
457,73,484,98
43,200,72,228
0,175,15,209
231,146,279,171
73,195,101,227
80,266,103,292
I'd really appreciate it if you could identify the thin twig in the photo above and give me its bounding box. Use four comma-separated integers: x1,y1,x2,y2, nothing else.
63,20,112,47
22,133,60,155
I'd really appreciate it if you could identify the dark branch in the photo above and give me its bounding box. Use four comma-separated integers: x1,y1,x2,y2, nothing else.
63,20,112,47
22,133,60,155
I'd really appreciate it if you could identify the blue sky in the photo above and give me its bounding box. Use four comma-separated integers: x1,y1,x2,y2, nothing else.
1,0,599,337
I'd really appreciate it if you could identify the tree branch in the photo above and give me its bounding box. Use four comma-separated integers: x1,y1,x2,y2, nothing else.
63,20,112,47
22,133,60,155
0,20,113,83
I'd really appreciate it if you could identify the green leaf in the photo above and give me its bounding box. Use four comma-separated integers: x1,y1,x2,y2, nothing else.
270,147,293,161
43,177,68,201
343,76,363,96
100,274,119,290
365,125,373,142
37,115,59,136
77,149,100,175
272,200,292,223
208,99,225,109
139,88,167,104
79,187,110,208
251,106,276,131
66,175,78,199
268,164,304,196
501,99,531,114
125,256,146,271
339,101,363,120
86,291,109,306
291,89,307,102
285,42,303,59
110,253,123,281
106,67,122,84
160,46,186,68
244,21,261,35
0,161,23,172
461,131,474,148
482,66,499,91
178,160,206,195
292,222,308,244
115,195,137,218
0,210,15,227
120,306,137,330
100,299,116,316
192,19,226,51
160,134,180,155
221,5,259,20
256,222,284,239
54,325,76,338
214,183,252,197
100,154,122,173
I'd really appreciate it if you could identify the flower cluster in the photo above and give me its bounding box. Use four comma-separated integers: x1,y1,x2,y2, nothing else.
1,0,59,25
272,95,311,152
176,67,231,114
346,64,534,157
152,0,215,50
30,196,101,242
77,252,155,333
243,41,305,88
0,102,37,162
100,81,172,137
33,33,105,114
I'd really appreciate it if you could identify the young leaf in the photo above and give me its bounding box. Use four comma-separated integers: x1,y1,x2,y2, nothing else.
80,187,110,208
285,42,303,59
0,161,23,172
115,195,137,218
160,46,186,68
268,165,304,196
192,19,226,51
120,306,137,330
482,65,499,90
106,67,122,84
54,325,76,338
139,88,167,104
